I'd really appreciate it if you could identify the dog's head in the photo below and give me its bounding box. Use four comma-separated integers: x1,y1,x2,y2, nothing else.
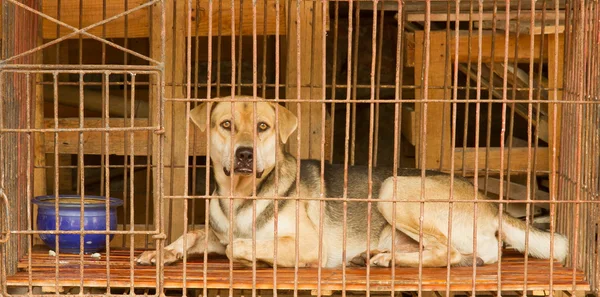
189,96,298,178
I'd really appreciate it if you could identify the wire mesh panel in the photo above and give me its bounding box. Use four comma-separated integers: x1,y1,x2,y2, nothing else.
0,0,599,297
0,0,167,296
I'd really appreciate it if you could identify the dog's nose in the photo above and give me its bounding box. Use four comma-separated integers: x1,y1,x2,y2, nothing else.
235,147,253,163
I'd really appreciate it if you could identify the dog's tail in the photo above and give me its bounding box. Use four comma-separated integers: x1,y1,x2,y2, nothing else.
500,213,569,262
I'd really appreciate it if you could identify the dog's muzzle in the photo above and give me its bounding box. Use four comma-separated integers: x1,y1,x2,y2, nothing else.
223,147,264,178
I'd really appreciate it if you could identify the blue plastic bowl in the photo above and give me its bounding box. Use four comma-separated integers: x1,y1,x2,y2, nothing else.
32,195,123,254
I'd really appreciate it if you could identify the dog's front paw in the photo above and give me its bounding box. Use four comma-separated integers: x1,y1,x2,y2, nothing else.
370,252,393,267
136,249,181,266
349,249,389,267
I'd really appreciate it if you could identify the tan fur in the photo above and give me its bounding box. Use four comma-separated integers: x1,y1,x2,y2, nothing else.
136,96,569,269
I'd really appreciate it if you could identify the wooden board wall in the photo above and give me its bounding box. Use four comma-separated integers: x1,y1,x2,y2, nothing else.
0,0,286,39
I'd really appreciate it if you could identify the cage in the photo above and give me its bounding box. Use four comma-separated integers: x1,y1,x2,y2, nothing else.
0,0,598,297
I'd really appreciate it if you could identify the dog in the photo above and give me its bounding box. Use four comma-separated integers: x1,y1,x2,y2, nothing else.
136,96,568,268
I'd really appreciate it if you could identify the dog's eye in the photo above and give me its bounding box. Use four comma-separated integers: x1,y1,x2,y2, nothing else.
258,122,269,132
220,120,231,130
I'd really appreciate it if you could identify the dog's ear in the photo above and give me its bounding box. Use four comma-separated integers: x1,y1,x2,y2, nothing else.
271,103,298,144
189,102,210,132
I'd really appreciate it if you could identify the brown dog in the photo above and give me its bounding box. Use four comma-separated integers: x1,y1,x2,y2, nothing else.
136,96,568,268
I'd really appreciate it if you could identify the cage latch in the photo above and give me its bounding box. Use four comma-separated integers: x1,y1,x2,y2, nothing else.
0,189,9,244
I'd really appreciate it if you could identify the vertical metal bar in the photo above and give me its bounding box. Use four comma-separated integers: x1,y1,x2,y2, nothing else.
390,1,404,295
484,0,497,194
229,1,236,296
52,72,60,296
472,0,484,293
329,0,339,164
571,0,586,294
366,1,379,296
462,0,474,177
216,0,223,98
190,0,201,232
203,0,214,295
78,72,85,295
251,2,259,297
317,0,327,296
342,1,354,296
237,0,244,96
373,3,385,167
505,0,522,207
446,0,461,295
262,0,268,99
419,0,432,296
294,1,302,296
157,0,167,293
521,2,537,295
273,1,281,296
0,69,5,296
121,0,131,249
25,72,33,296
128,73,137,295
182,0,193,295
496,0,511,295
103,71,112,295
350,4,360,166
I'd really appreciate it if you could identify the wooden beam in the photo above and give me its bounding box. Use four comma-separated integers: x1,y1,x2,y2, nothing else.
470,176,550,202
41,118,198,155
285,0,328,160
405,31,545,67
401,105,417,146
43,85,149,118
407,11,565,22
546,33,564,201
0,0,285,39
42,116,332,157
475,20,565,35
413,31,452,169
444,147,549,175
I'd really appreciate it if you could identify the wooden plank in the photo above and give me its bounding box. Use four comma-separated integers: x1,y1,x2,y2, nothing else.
546,33,564,201
469,176,550,202
413,31,452,169
42,116,332,157
452,30,546,63
41,118,201,156
1,0,286,39
43,85,149,118
7,247,590,292
401,105,416,146
475,20,565,35
407,11,565,22
285,0,328,160
405,31,545,67
445,147,549,175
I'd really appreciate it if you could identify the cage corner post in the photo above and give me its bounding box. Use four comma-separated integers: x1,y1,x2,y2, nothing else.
1,0,40,276
150,0,187,244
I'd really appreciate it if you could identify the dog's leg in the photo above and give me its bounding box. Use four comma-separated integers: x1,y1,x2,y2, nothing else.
226,236,323,268
366,227,483,268
136,228,226,265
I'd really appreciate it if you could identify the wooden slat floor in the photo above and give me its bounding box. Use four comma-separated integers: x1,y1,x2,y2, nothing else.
7,246,589,292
